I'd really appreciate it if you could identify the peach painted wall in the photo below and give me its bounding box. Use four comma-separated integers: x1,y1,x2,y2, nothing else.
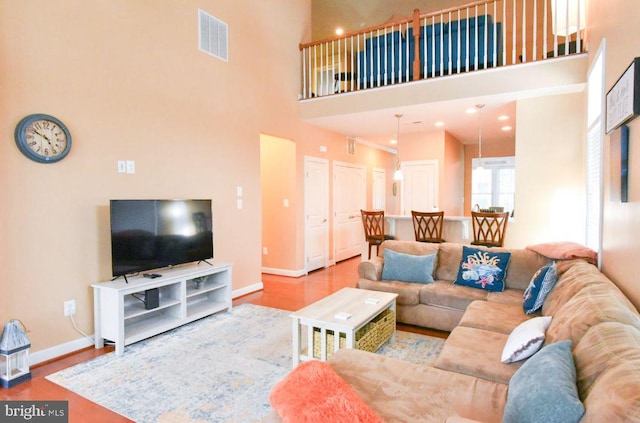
444,131,465,215
0,0,313,354
587,0,640,309
260,135,297,270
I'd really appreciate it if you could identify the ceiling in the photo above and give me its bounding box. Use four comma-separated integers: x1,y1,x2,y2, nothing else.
304,95,517,150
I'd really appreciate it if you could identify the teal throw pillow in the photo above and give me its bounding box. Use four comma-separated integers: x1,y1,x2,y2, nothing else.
381,249,436,284
453,246,510,292
523,261,558,314
503,340,585,423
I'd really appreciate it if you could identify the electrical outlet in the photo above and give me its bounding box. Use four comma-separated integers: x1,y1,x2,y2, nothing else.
263,247,268,255
64,300,76,316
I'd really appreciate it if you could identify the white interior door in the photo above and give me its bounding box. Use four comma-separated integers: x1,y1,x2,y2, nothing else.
333,162,366,261
305,157,329,272
401,160,439,215
372,168,386,210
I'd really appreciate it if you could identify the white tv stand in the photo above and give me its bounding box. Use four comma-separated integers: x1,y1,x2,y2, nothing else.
92,262,232,355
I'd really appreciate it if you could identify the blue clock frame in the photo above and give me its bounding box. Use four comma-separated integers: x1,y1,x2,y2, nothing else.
14,113,72,163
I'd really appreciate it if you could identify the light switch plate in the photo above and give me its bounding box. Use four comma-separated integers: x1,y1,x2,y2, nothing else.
126,160,135,174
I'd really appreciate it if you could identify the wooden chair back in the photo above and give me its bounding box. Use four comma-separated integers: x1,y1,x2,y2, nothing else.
411,211,445,243
471,211,509,247
361,210,386,259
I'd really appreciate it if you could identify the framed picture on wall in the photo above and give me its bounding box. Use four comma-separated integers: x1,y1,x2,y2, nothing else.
621,125,629,203
606,57,640,134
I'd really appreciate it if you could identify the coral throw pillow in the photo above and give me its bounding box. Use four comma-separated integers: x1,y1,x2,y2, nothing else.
525,242,597,265
269,360,384,423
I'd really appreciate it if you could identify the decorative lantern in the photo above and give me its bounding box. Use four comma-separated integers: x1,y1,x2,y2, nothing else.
0,320,31,388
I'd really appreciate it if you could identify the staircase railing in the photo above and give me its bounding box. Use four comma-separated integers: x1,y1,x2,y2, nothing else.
299,0,586,99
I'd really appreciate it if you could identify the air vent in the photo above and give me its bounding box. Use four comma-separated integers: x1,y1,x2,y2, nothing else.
198,9,228,61
347,137,356,156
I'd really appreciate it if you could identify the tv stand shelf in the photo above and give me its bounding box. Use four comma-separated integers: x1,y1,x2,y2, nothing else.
92,262,232,355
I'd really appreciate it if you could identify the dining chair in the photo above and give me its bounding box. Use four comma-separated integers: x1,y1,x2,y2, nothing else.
360,210,393,259
471,211,509,247
411,211,445,243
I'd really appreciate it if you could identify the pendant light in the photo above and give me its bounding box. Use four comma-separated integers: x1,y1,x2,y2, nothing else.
476,104,485,171
393,113,404,181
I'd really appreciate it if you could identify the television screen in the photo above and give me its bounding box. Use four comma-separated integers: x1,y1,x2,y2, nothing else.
110,199,213,277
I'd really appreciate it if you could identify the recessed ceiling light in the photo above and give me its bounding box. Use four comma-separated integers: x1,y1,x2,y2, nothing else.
390,139,398,145
435,121,444,127
465,108,477,114
501,126,512,131
498,115,509,121
335,28,344,35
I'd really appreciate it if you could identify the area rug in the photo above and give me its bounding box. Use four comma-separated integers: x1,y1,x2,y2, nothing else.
47,303,445,422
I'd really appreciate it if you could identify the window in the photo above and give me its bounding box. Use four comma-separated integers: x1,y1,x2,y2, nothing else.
585,40,606,263
471,156,515,213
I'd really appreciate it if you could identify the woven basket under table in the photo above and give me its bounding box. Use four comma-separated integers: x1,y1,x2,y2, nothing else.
312,308,395,359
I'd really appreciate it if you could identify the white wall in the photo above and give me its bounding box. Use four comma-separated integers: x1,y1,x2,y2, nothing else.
508,92,586,247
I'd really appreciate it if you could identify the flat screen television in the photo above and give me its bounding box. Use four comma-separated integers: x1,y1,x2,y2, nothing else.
110,199,213,277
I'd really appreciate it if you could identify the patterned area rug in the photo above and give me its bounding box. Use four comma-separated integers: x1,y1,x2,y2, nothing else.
47,303,445,422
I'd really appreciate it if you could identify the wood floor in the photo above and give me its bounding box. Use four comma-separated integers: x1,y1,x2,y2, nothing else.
0,257,446,421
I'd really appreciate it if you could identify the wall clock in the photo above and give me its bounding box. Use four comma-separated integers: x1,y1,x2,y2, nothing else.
14,114,72,163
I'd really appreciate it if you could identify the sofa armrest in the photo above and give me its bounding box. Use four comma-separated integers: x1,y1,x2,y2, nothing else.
358,256,384,281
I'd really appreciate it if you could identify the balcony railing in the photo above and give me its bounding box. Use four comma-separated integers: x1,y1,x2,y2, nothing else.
299,0,586,99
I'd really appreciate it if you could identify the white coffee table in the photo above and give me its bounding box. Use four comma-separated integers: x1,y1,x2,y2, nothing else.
290,287,398,367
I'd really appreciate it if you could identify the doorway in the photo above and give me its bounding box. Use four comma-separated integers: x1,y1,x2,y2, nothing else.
304,157,329,272
333,161,366,261
400,160,439,215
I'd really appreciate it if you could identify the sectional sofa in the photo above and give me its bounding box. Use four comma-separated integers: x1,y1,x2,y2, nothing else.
268,241,640,422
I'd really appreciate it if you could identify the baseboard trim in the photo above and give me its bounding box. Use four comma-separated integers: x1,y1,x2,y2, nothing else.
261,267,307,277
30,282,265,366
31,336,95,366
232,282,263,298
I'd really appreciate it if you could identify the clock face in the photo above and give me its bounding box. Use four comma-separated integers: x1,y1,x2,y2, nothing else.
15,114,72,163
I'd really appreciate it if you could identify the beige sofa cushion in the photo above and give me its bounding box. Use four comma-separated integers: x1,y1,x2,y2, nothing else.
496,248,550,291
581,351,640,422
542,260,619,316
486,288,524,305
356,278,421,305
436,242,466,281
458,300,532,334
329,348,507,423
434,326,522,384
379,240,441,259
545,283,640,346
420,281,488,310
574,322,640,399
396,303,465,332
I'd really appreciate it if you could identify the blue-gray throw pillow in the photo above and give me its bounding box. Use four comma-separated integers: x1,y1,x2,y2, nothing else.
523,261,558,314
453,246,510,292
381,249,436,283
503,340,585,423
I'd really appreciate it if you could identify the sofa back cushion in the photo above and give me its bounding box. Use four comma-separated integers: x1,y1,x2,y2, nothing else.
578,325,640,422
545,283,640,346
542,260,617,316
574,322,640,400
436,243,549,290
380,240,440,259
